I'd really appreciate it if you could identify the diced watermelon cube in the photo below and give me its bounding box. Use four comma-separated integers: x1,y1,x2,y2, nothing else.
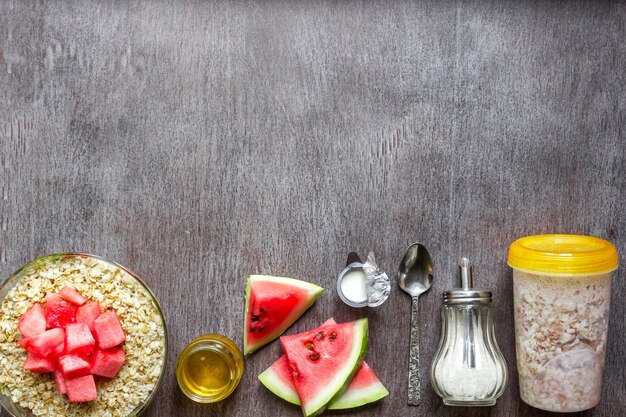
45,294,76,329
90,347,126,378
58,354,91,377
18,336,32,350
45,293,65,309
23,352,56,373
76,301,101,331
27,328,65,357
54,339,66,356
65,323,95,354
59,286,87,306
93,312,125,349
18,303,46,337
54,371,67,394
65,374,98,402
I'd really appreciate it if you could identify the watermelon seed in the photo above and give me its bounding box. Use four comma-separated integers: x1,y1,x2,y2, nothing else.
329,332,337,340
249,327,256,333
251,314,260,322
315,331,325,341
304,341,315,350
308,353,320,361
259,308,265,312
259,326,265,332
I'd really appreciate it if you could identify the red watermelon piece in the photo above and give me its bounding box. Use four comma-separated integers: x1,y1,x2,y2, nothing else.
27,328,65,357
66,374,97,402
59,286,87,306
324,362,389,409
18,336,32,350
259,320,388,410
18,287,129,403
54,371,67,394
76,301,101,331
53,339,66,356
58,354,91,377
65,323,95,354
92,312,125,349
243,275,323,354
45,294,76,329
90,347,126,378
18,303,46,337
280,319,368,417
23,352,56,373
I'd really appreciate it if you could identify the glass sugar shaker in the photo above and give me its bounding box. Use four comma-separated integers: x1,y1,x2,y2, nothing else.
430,257,508,406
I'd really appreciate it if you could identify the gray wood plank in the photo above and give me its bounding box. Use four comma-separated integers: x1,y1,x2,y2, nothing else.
1,0,624,416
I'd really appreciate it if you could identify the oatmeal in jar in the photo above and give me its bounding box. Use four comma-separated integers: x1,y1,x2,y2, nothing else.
508,234,617,413
513,271,610,412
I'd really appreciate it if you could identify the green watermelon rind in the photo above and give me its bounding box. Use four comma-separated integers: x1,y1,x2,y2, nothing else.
258,362,389,410
258,365,301,406
328,380,389,410
243,275,324,354
303,318,369,417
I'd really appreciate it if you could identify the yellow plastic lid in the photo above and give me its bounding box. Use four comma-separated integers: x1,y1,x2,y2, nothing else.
508,234,618,276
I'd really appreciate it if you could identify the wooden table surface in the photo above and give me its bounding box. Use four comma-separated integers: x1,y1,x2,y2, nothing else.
1,1,624,416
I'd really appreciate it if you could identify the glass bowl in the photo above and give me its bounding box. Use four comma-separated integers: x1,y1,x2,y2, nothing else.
0,253,168,417
176,334,244,403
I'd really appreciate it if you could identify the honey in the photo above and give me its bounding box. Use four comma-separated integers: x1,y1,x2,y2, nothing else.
176,334,244,403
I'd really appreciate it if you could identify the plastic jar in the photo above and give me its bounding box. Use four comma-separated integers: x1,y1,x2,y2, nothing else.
508,234,618,412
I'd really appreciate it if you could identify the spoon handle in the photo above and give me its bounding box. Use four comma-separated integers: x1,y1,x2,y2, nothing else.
408,295,421,405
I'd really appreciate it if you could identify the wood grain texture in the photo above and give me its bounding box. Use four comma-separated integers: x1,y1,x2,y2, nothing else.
1,0,625,416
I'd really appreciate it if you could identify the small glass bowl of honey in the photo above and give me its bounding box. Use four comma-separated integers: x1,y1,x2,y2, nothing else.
176,334,244,403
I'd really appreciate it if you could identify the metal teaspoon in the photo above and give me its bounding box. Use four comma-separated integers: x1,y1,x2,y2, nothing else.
397,243,434,406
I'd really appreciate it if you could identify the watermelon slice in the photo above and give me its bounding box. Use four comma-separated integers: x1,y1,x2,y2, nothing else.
259,355,301,405
259,320,388,410
260,357,388,410
243,275,323,354
280,319,368,417
325,363,388,409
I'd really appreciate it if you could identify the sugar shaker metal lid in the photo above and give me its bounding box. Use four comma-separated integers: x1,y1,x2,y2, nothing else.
443,257,492,304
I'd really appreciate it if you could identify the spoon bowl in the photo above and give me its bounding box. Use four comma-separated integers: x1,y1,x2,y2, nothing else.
398,243,434,297
397,243,434,406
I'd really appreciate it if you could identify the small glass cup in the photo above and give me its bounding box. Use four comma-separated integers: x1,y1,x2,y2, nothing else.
176,334,244,403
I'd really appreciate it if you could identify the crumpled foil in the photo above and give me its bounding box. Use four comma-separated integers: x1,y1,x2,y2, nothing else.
363,251,390,307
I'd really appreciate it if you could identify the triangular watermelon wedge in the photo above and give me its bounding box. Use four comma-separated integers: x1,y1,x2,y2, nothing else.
259,319,388,410
243,275,323,354
259,354,389,410
280,319,368,417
